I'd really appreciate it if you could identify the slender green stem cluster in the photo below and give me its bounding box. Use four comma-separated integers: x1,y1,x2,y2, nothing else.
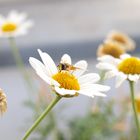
9,37,36,93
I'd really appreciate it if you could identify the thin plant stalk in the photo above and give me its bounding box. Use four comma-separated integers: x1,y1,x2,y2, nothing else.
22,95,62,140
8,37,36,93
99,70,105,83
129,81,140,140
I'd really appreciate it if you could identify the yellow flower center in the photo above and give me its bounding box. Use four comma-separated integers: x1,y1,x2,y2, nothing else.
52,71,80,90
118,57,140,74
98,42,125,58
2,23,17,32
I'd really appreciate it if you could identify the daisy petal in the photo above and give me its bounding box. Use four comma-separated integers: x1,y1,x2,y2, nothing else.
91,92,106,97
98,55,115,62
120,54,131,60
73,60,88,77
54,87,76,96
104,70,117,79
78,90,94,98
90,84,110,92
8,10,27,24
96,62,116,70
128,74,139,82
21,20,33,29
29,57,59,86
115,72,127,87
38,49,58,76
16,20,33,36
60,54,72,64
78,73,100,85
97,55,120,65
0,15,5,24
79,84,109,97
29,57,50,76
36,70,60,86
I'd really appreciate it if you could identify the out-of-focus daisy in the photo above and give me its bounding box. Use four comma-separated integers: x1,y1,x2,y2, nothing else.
106,30,135,51
135,96,140,114
0,10,33,37
96,54,140,87
97,41,125,58
29,49,110,98
0,89,7,115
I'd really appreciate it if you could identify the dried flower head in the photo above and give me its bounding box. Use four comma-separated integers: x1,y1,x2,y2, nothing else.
0,89,7,115
97,41,125,58
106,30,135,51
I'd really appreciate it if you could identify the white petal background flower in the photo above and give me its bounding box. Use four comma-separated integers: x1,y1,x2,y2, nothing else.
0,10,33,37
96,54,140,87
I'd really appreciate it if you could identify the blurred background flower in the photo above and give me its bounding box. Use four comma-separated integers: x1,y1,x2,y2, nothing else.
0,10,33,37
0,89,7,115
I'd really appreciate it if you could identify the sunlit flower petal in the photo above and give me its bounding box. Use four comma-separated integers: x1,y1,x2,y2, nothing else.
96,62,116,70
128,74,139,82
78,73,100,85
104,70,117,79
60,54,72,64
54,87,76,96
115,72,127,87
38,49,58,76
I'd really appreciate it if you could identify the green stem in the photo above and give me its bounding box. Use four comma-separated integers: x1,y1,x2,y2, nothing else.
99,70,105,84
8,37,36,93
22,95,62,140
129,81,140,140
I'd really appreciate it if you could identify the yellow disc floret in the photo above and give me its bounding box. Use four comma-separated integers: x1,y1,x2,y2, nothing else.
52,71,80,90
2,23,17,32
118,57,140,74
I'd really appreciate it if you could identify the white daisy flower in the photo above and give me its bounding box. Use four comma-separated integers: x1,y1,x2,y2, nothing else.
96,54,140,87
29,49,110,98
0,10,33,37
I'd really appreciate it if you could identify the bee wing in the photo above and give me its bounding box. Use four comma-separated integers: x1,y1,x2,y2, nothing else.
60,54,72,64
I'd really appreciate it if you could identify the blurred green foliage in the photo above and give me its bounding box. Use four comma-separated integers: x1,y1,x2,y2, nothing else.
69,99,137,140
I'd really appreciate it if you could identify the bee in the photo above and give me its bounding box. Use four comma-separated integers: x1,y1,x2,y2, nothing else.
57,63,80,72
